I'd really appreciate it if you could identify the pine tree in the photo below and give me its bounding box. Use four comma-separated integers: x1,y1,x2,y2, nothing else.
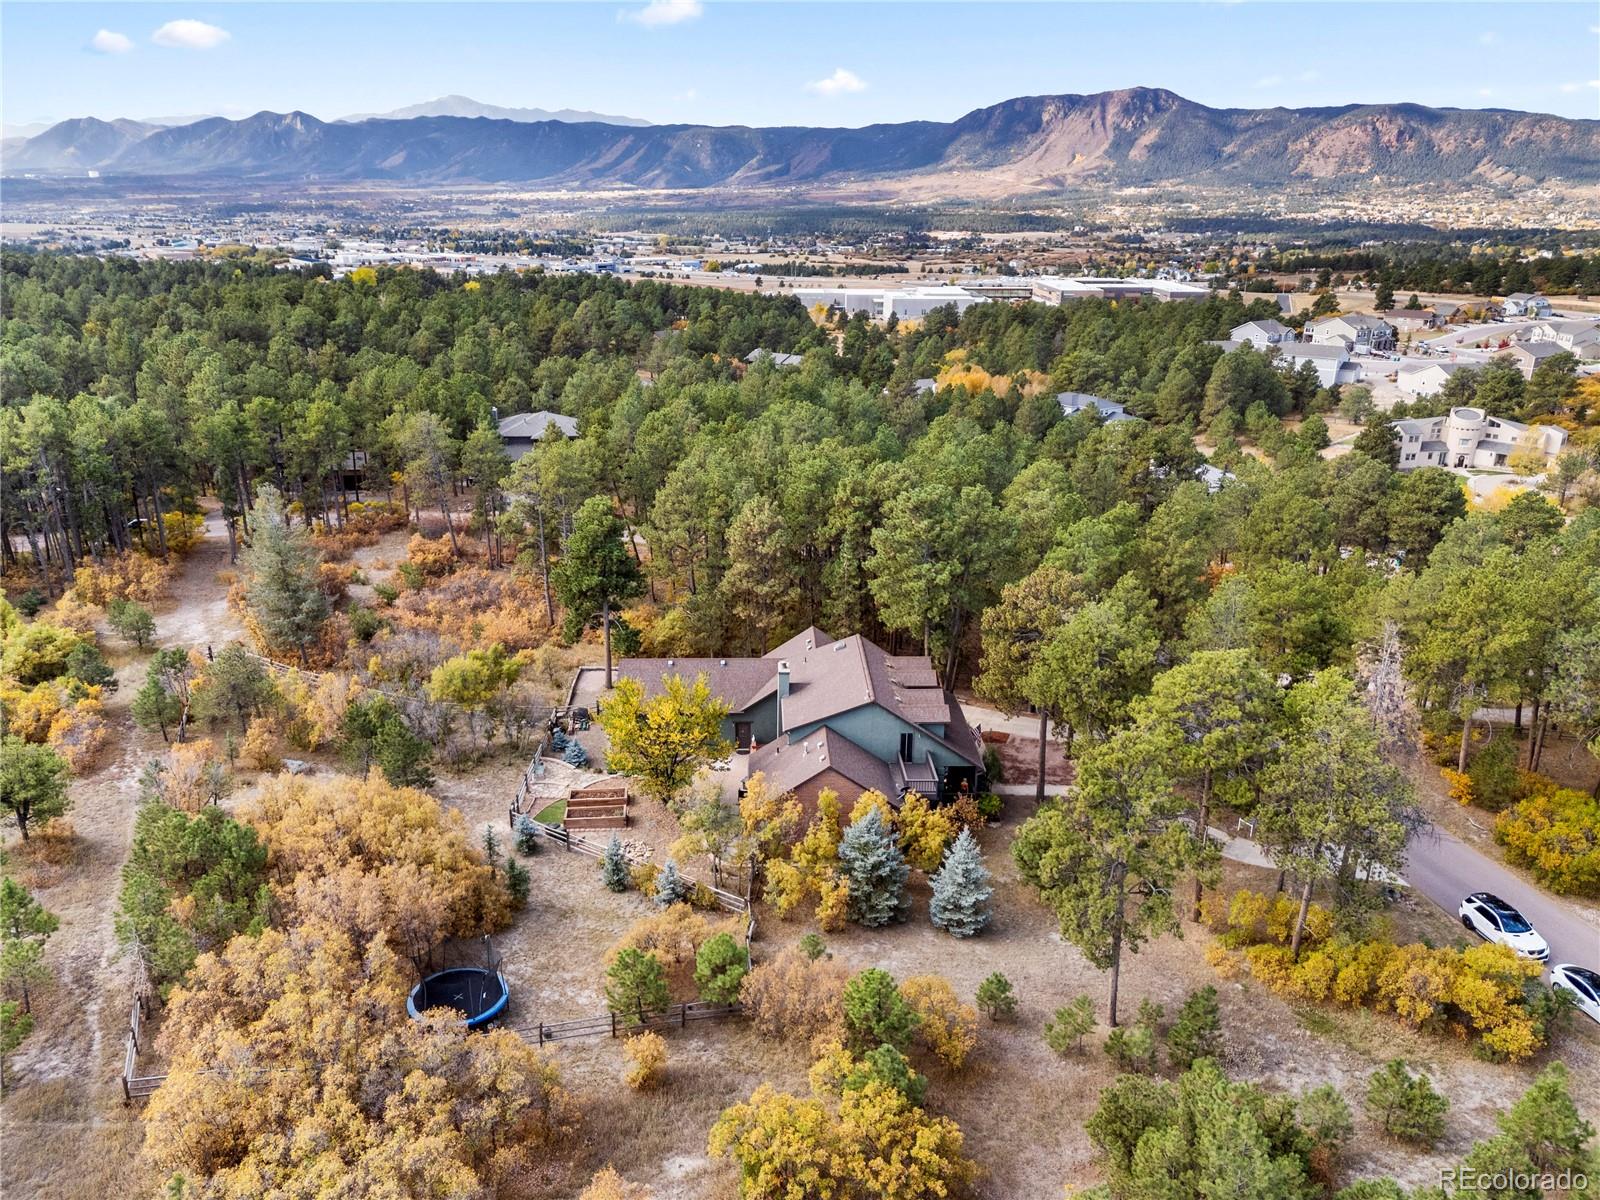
928,827,992,937
514,815,540,856
838,807,909,928
1167,985,1223,1070
654,858,687,908
602,833,630,892
240,484,330,665
1496,1062,1594,1173
0,877,59,1014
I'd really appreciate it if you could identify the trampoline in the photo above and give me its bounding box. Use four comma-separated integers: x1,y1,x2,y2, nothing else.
407,967,510,1029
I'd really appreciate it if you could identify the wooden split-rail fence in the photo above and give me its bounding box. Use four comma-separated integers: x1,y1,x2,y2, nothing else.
510,1001,744,1045
120,988,164,1102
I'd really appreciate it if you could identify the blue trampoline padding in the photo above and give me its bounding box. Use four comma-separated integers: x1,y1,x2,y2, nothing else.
407,968,509,1028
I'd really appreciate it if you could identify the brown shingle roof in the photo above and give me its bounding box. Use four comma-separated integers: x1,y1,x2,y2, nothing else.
617,657,776,712
748,727,894,800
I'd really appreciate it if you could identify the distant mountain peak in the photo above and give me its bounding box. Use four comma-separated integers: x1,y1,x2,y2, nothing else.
5,88,1594,193
336,95,651,127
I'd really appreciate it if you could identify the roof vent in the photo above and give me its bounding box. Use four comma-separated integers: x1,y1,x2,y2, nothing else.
719,659,728,666
666,658,675,667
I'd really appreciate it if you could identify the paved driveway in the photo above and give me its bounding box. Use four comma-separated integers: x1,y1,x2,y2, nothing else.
1402,822,1600,973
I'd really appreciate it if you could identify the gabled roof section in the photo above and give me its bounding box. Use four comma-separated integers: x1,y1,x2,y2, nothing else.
764,626,835,661
748,727,894,800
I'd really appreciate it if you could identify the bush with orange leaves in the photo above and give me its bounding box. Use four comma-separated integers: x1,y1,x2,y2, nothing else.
405,533,458,579
243,770,511,967
153,739,234,812
68,551,176,607
144,922,571,1199
389,567,553,653
739,946,850,1052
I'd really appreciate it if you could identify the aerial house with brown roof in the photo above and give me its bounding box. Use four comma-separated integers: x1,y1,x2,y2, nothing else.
618,627,984,813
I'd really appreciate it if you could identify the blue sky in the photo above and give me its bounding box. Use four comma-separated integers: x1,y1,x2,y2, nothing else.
4,2,1598,130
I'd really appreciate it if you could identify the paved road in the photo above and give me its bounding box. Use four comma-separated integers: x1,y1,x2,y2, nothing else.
1402,823,1600,973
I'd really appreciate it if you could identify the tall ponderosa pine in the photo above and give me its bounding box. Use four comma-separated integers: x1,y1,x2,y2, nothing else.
1132,650,1280,922
928,828,993,937
838,807,910,928
551,495,645,687
241,484,330,665
1013,725,1204,1025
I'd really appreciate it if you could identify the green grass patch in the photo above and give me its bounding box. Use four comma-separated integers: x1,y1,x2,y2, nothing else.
533,799,567,825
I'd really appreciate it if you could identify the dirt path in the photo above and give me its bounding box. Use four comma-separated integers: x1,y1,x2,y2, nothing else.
0,520,246,1199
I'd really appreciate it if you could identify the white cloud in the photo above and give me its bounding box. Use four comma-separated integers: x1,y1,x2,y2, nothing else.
90,29,134,54
620,0,702,27
151,19,231,50
1252,73,1284,89
1558,79,1600,93
806,67,867,96
675,87,698,101
1297,69,1320,83
1477,31,1499,46
1477,87,1495,98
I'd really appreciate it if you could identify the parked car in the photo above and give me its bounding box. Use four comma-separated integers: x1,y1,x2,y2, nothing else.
1457,892,1549,962
1551,965,1600,1026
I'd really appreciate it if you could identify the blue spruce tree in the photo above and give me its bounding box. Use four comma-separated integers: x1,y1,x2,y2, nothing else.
838,807,910,927
602,833,630,892
655,857,687,908
928,827,993,937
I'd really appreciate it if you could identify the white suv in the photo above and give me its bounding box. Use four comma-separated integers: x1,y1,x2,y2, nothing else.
1551,965,1600,1026
1457,892,1549,962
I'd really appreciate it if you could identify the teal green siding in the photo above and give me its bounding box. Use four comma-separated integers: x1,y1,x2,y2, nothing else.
787,705,971,773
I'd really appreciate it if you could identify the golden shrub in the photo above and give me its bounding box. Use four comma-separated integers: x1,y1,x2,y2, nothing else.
1441,768,1474,807
69,552,175,605
902,974,978,1071
405,534,457,579
578,1167,654,1200
162,512,206,555
46,694,109,772
739,947,849,1049
622,1031,667,1090
241,718,285,772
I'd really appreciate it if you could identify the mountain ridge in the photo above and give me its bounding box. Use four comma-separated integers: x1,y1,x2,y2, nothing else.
336,94,650,127
6,87,1596,191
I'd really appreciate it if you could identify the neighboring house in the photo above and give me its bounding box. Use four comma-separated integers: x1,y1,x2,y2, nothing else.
497,410,579,460
1431,300,1466,322
1499,341,1569,379
1306,313,1397,352
1230,319,1295,347
618,627,984,814
1504,293,1554,318
790,285,988,322
1391,406,1568,471
745,348,806,367
1058,392,1138,422
912,378,938,395
1198,463,1234,493
1374,309,1442,334
1523,318,1600,358
1396,361,1467,397
1275,343,1363,388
